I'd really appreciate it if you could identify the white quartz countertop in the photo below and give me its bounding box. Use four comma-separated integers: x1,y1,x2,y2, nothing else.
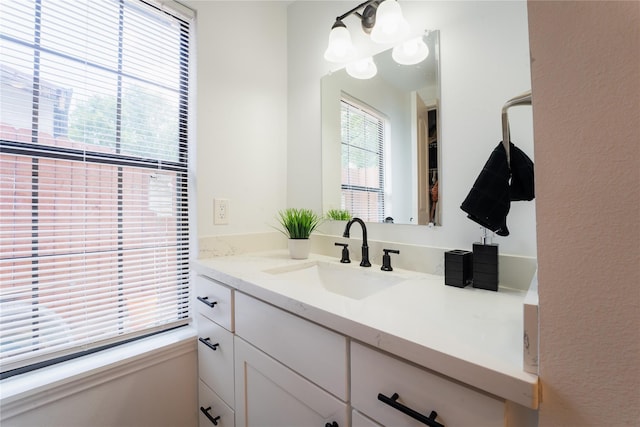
194,250,539,409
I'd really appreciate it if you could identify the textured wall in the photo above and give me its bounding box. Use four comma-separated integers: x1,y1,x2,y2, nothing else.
528,1,640,425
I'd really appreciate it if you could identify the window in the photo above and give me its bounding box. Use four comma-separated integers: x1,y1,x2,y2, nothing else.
0,0,191,377
340,98,386,222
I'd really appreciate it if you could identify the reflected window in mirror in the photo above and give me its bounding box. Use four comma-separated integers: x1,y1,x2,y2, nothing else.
341,97,387,223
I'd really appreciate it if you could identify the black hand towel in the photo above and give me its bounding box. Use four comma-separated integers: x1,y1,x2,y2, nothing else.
461,142,511,236
460,142,535,237
509,143,535,201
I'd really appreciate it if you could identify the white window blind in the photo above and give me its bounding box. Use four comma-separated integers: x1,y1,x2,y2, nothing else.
340,98,385,222
0,0,191,377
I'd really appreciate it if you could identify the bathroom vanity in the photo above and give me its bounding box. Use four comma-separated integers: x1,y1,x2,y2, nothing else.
194,250,538,427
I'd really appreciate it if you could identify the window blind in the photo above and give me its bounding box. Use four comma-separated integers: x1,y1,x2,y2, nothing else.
0,0,191,377
340,98,385,223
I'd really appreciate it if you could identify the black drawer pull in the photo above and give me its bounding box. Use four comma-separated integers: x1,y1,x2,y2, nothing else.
200,406,221,425
378,392,444,427
197,296,218,308
325,423,339,427
199,337,220,351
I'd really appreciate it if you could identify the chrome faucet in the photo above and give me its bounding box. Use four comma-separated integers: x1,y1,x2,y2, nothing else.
342,217,371,267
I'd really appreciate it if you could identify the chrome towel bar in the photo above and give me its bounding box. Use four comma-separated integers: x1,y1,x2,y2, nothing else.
501,90,532,167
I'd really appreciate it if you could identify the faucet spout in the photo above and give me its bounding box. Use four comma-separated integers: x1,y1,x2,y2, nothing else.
343,217,371,267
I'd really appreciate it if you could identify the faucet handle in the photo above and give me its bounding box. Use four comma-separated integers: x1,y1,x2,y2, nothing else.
381,249,400,271
334,242,351,263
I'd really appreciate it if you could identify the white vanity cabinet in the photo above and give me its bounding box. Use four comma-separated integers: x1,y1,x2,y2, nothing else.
194,256,538,427
195,274,236,427
234,292,349,427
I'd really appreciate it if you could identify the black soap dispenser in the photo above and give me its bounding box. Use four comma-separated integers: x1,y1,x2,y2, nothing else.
472,228,499,291
444,249,473,287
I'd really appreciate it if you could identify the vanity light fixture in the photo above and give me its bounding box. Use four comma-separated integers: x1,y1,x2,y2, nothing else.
324,0,417,79
324,20,357,62
324,0,379,64
369,0,410,44
346,56,378,79
392,36,429,65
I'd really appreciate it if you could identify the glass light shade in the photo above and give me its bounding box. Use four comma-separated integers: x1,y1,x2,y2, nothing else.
392,37,429,65
370,0,410,44
346,57,377,79
324,25,356,63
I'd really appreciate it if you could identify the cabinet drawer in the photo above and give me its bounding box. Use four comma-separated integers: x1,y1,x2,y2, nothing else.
195,275,234,331
351,341,504,427
235,292,348,401
199,380,234,427
198,315,235,408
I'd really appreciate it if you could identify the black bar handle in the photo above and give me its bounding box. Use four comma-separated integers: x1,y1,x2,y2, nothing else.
197,296,218,308
199,406,221,425
377,392,444,427
198,337,220,352
325,423,339,427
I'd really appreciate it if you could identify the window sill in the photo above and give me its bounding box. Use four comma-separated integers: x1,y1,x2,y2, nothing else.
0,326,197,421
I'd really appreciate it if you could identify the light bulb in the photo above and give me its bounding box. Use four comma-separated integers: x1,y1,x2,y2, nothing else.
324,22,356,63
371,0,410,44
379,21,399,36
403,39,419,56
346,57,377,79
392,36,429,65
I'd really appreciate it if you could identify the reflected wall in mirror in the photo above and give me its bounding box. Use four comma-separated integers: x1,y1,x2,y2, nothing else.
322,31,441,226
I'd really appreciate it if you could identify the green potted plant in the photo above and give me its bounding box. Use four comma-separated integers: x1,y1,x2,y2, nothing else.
326,209,352,221
276,208,322,259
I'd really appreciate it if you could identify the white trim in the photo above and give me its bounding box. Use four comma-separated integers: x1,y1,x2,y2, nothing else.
0,326,197,421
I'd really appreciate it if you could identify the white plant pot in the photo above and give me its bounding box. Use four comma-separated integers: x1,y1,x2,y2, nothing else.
288,238,310,259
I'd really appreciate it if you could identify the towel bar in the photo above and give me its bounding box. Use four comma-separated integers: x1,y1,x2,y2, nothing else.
501,90,532,167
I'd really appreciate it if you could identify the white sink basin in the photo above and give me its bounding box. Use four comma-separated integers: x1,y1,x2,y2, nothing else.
264,261,406,299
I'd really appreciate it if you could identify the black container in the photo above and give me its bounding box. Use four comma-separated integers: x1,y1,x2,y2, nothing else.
444,250,473,288
472,243,499,291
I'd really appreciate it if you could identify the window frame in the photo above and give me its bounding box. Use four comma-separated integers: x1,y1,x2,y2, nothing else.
0,0,193,379
339,96,387,223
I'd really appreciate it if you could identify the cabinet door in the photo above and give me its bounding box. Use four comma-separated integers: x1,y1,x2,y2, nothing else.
234,337,348,427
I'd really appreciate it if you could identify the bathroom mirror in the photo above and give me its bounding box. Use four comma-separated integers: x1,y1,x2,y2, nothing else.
321,31,441,225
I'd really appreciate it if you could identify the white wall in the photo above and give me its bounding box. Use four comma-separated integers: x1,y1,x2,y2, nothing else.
189,1,289,239
528,2,640,426
288,1,536,256
2,344,197,427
